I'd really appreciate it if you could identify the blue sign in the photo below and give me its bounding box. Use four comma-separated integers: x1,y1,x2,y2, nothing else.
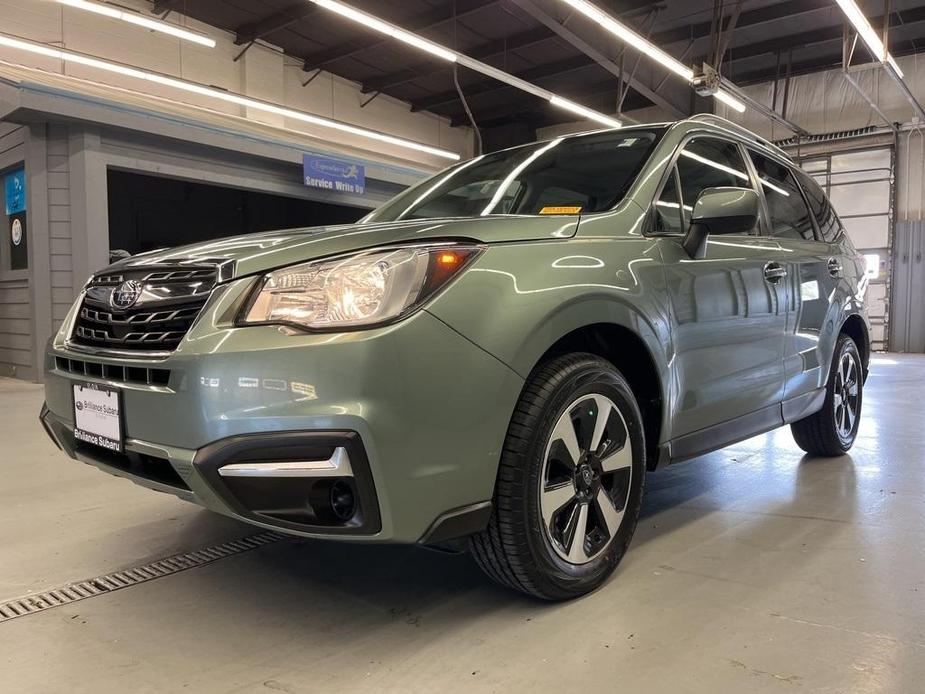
303,155,365,195
4,169,26,215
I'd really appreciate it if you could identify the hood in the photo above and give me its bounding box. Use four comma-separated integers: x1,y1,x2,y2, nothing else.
109,216,579,279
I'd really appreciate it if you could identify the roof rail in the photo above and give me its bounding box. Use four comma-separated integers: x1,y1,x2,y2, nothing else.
684,114,791,160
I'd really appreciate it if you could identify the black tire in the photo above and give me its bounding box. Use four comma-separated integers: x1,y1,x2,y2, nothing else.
791,334,863,456
469,353,646,601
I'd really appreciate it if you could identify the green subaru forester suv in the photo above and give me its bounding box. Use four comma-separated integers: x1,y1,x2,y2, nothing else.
41,115,870,600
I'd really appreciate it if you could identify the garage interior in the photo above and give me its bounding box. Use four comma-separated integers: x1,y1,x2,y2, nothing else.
1,0,925,691
107,170,363,255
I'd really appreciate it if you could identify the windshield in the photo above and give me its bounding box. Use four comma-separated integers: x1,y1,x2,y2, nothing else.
364,128,664,223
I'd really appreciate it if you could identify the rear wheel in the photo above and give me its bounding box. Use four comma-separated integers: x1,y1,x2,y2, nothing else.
470,354,646,600
791,334,863,456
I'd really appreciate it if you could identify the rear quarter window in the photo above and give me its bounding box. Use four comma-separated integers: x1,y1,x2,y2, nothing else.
795,168,842,243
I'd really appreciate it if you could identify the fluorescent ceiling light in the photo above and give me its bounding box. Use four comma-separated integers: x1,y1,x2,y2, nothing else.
834,0,904,77
310,0,621,129
714,89,746,113
310,0,457,62
549,96,622,128
58,0,217,48
560,0,693,80
558,0,746,113
0,33,460,160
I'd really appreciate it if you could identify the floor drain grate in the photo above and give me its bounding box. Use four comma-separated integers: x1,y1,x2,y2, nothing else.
0,531,285,624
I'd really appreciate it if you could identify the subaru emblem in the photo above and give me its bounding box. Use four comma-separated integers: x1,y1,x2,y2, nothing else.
110,280,143,310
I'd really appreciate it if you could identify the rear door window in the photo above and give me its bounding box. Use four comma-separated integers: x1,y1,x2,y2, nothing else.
748,151,816,241
794,168,842,242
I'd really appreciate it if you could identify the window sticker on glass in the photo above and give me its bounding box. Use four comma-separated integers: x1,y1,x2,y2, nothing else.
540,206,583,215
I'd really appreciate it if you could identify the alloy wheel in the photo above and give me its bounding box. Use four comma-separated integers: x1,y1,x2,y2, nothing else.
539,394,633,565
833,350,860,442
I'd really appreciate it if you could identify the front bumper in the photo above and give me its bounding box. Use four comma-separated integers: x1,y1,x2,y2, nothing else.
42,297,524,543
41,410,382,536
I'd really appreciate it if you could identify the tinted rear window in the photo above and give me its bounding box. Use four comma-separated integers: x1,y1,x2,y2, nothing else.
795,168,842,242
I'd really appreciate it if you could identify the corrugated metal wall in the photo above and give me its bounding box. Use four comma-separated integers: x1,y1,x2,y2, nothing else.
46,126,74,335
891,221,925,353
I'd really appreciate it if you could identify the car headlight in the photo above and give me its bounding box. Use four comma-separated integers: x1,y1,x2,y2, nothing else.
239,243,483,331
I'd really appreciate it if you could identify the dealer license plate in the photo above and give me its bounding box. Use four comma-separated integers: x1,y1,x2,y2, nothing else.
73,382,123,453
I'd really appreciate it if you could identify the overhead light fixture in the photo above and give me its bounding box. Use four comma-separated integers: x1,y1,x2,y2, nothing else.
713,89,746,113
557,0,746,113
309,0,622,129
311,0,457,62
560,0,692,80
0,33,460,160
834,0,904,77
549,96,621,127
57,0,217,48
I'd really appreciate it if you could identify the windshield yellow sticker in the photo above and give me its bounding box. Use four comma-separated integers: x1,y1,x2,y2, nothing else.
539,206,583,215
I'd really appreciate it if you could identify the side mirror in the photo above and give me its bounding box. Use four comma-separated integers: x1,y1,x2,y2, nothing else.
682,187,759,259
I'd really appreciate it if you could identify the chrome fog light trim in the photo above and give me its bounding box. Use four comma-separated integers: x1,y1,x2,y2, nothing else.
217,446,353,478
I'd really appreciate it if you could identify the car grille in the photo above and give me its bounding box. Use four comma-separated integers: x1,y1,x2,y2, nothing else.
70,266,219,353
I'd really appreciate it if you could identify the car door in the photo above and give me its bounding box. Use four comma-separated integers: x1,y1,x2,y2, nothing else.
746,150,840,404
655,136,789,444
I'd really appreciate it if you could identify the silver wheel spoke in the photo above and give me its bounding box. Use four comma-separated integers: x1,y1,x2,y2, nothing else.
833,392,843,408
552,416,582,467
541,392,633,566
847,381,859,397
565,502,589,563
595,488,624,538
600,444,632,473
846,403,856,430
541,483,575,527
589,396,613,454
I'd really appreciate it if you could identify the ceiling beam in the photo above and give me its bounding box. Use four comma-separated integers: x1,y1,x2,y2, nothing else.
301,0,500,70
732,33,925,85
507,0,688,118
652,0,831,46
234,4,319,45
412,55,595,112
447,78,650,128
706,4,925,69
369,0,837,105
362,26,553,94
152,0,183,14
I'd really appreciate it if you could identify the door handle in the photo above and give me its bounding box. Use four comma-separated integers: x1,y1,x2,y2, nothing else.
827,257,843,278
764,261,787,283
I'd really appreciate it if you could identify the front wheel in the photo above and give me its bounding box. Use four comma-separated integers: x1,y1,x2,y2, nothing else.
791,334,863,456
469,354,646,600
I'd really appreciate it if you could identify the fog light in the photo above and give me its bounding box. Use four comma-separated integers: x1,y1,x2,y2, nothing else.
330,479,356,521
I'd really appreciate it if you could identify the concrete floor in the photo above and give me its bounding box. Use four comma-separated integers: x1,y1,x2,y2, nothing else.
2,355,923,693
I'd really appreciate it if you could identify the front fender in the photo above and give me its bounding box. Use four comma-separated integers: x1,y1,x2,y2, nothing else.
426,236,674,436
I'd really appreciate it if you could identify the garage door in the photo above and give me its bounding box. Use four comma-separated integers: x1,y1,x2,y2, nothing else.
800,146,894,352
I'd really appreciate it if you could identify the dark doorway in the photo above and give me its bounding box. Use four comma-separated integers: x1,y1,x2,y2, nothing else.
108,169,365,255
